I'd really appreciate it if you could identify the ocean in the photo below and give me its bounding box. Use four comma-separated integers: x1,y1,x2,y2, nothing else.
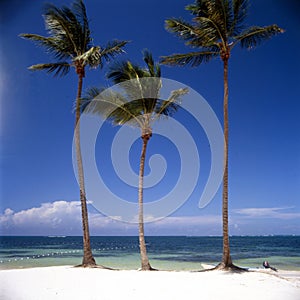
0,236,299,271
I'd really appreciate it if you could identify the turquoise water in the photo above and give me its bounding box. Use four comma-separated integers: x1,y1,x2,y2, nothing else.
0,236,299,271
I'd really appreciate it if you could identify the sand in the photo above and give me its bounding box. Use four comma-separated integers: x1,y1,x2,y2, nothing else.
0,266,299,300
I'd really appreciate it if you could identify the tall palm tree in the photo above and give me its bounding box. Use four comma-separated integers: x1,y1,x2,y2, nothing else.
20,0,127,267
160,0,284,270
82,50,188,270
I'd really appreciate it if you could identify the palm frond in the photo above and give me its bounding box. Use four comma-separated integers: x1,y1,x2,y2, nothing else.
160,51,218,67
154,88,189,118
185,0,209,17
82,87,124,116
19,34,71,60
214,0,232,37
143,49,156,77
194,15,226,46
166,16,223,48
235,25,284,49
79,86,104,113
97,40,128,67
192,0,229,43
81,85,145,128
107,61,146,88
142,50,161,113
229,0,249,36
72,0,91,51
28,62,71,77
165,18,198,42
61,5,90,52
72,0,88,27
107,99,146,126
43,5,80,56
107,61,149,104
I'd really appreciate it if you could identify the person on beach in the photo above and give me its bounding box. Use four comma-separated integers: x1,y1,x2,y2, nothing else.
263,261,277,272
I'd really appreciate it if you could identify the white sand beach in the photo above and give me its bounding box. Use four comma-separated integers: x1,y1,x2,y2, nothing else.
0,266,299,300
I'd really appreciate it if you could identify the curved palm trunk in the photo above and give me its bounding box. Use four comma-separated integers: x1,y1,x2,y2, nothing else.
138,134,153,270
221,57,232,268
74,70,96,267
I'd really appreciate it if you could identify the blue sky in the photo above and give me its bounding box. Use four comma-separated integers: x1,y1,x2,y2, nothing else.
0,0,299,236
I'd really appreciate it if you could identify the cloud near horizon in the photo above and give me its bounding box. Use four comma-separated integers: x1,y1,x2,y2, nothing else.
0,200,222,236
233,207,300,219
0,201,299,236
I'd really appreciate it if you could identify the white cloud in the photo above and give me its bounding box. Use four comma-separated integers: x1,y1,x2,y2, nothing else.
154,215,221,226
1,201,299,236
0,201,223,235
4,208,14,216
0,201,136,235
0,201,83,234
233,207,300,219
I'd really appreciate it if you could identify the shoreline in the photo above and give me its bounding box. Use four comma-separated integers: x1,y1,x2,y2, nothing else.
1,264,300,275
1,236,299,274
0,266,299,300
1,259,300,272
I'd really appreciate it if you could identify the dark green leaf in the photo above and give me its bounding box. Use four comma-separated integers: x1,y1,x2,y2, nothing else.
236,25,284,49
160,51,218,67
28,62,70,77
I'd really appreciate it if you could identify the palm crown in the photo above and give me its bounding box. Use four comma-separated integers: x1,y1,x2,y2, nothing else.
83,50,188,136
161,0,284,66
20,0,127,76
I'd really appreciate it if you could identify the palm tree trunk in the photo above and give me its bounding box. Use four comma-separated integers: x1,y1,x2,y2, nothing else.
138,134,153,270
74,71,96,267
222,57,232,267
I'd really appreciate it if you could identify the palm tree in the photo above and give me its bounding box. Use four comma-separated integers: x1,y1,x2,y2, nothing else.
160,0,284,270
20,0,127,267
82,50,188,270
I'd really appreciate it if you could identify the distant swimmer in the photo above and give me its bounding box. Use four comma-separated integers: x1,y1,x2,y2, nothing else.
263,260,277,272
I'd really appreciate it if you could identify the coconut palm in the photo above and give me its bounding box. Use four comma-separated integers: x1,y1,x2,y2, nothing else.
160,0,284,270
82,50,188,270
20,0,127,267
